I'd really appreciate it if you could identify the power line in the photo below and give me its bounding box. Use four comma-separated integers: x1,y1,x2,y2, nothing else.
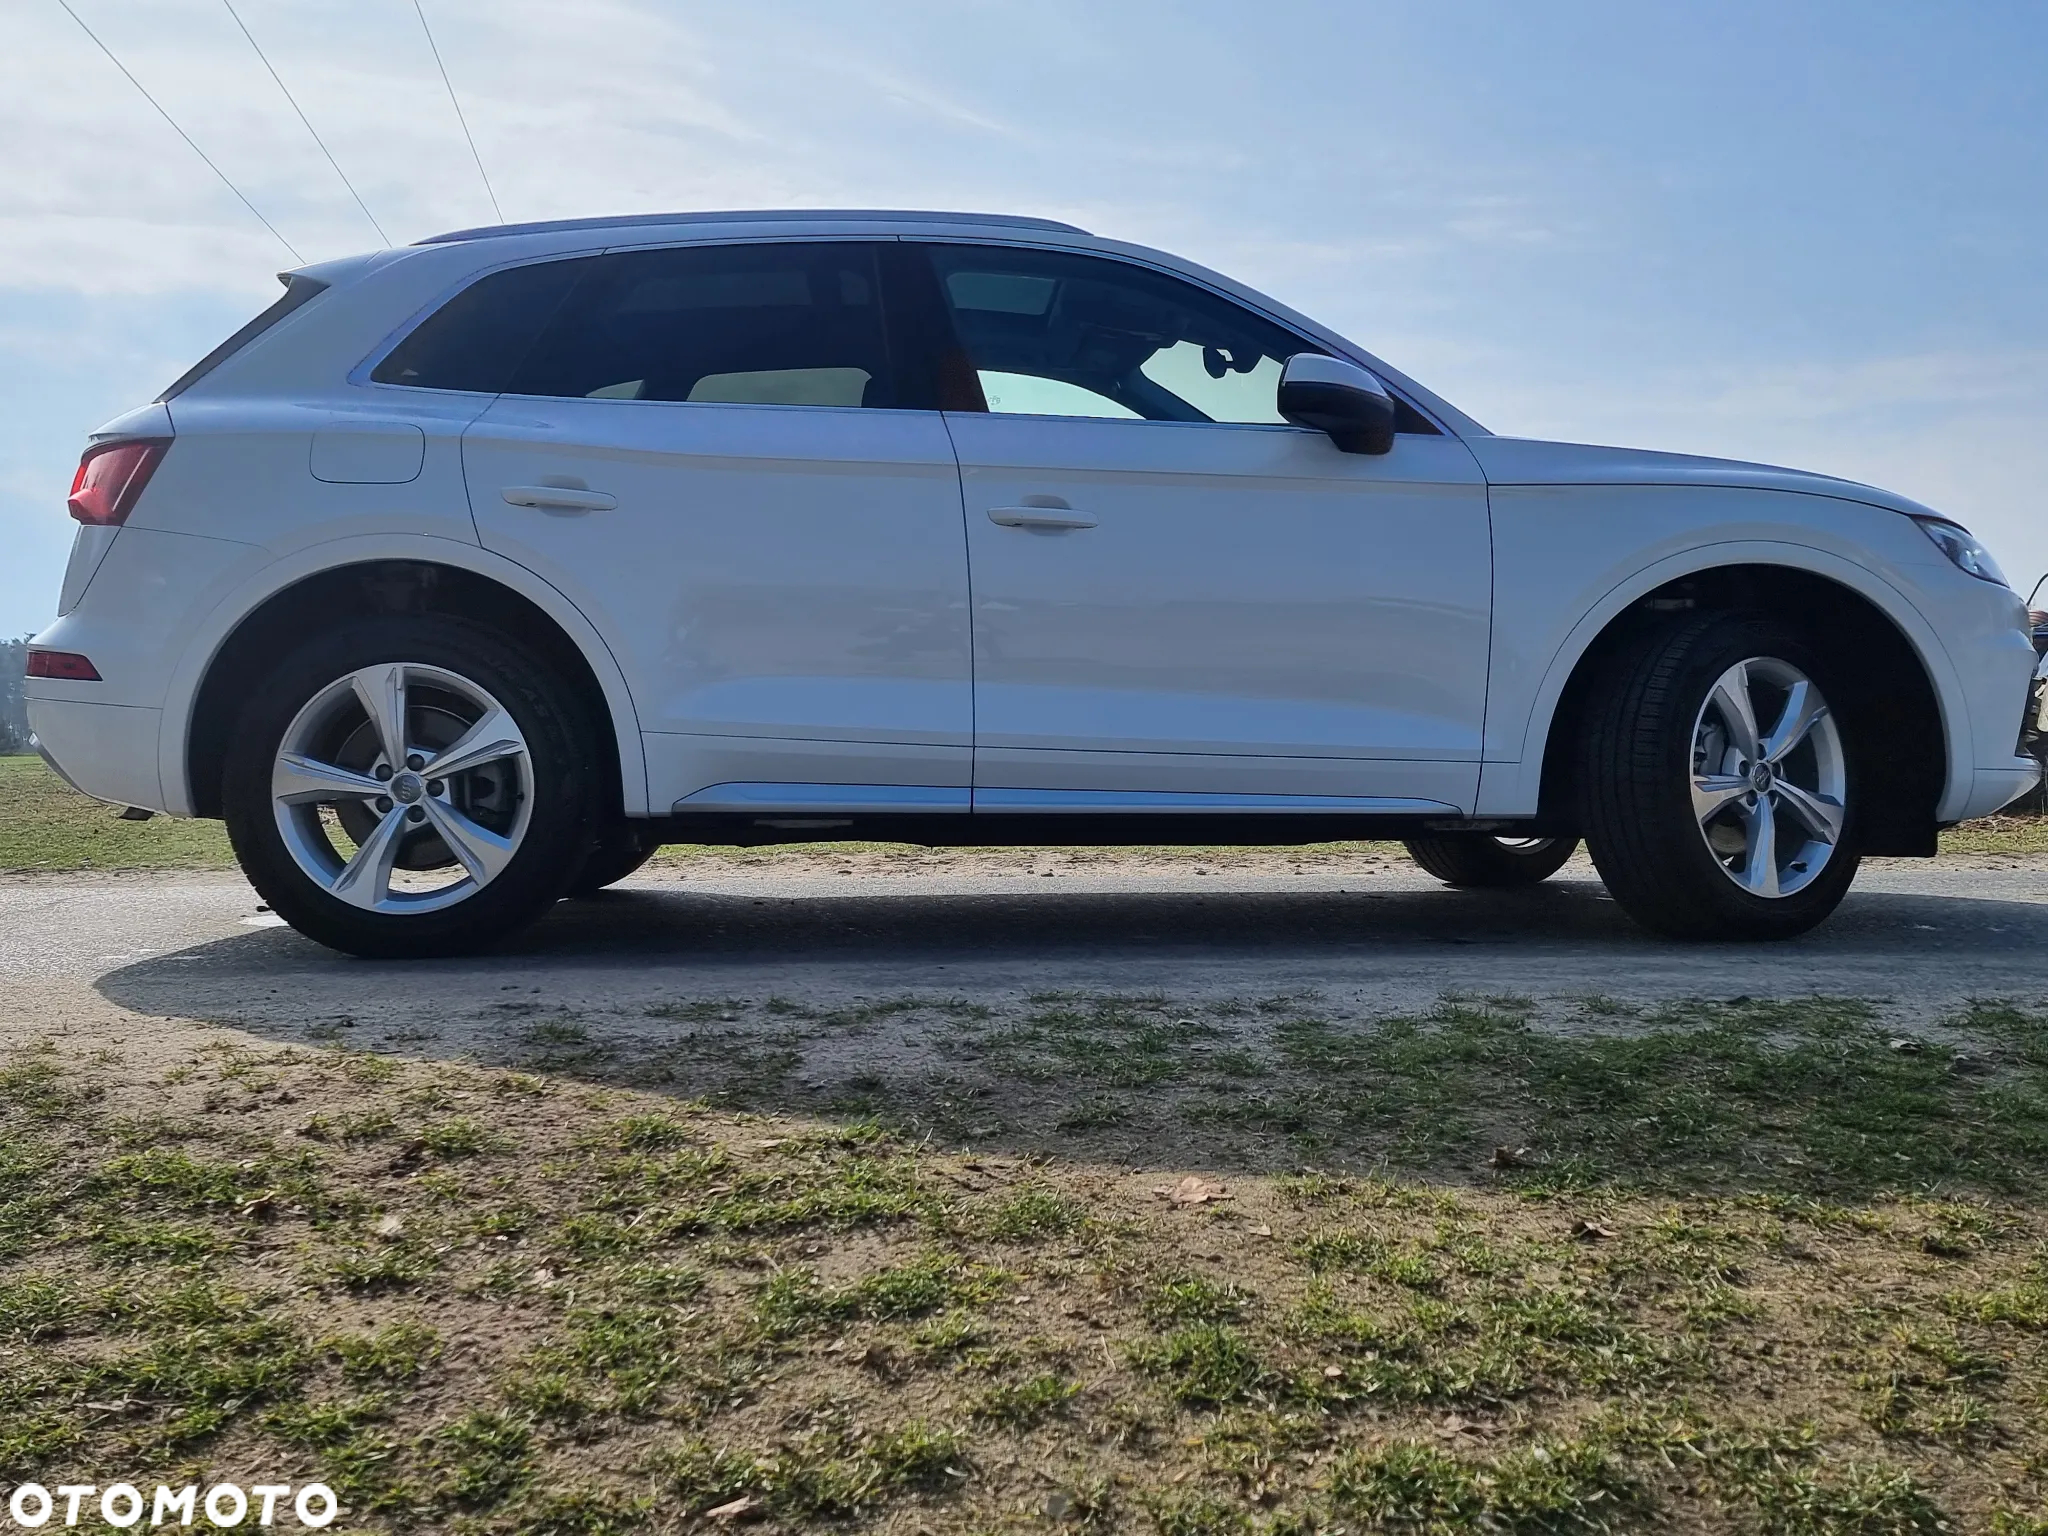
412,0,503,225
54,0,304,263
221,0,390,247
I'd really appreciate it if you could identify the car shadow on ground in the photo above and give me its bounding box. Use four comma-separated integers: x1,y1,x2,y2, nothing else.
93,874,2048,990
91,877,2048,1188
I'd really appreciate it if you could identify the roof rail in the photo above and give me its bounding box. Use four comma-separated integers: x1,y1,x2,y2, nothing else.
416,209,1088,245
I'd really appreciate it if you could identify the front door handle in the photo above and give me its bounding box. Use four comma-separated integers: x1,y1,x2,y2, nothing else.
988,506,1098,530
501,485,618,513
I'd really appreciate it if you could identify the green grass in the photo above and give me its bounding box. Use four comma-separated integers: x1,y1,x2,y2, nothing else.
1940,811,2048,855
968,1370,1080,1427
14,1003,2048,1530
949,993,2048,1197
0,754,235,871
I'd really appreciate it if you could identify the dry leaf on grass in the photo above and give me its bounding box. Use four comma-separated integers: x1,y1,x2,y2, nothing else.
1571,1219,1615,1241
1154,1175,1231,1205
1488,1146,1541,1170
703,1494,758,1520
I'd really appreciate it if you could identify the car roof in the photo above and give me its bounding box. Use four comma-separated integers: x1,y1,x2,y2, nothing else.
416,209,1088,245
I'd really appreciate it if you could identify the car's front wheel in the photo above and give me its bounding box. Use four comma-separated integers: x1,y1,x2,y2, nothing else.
221,616,602,958
1580,612,1859,940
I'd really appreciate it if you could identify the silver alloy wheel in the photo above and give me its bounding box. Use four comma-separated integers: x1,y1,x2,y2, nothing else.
1493,837,1557,854
270,662,532,915
1690,656,1847,898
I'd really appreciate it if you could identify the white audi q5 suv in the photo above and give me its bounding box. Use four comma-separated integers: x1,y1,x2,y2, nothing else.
26,209,2045,957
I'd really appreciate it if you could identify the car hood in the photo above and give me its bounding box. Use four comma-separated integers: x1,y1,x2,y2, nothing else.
1465,436,1944,522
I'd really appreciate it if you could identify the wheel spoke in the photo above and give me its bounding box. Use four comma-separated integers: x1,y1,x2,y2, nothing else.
421,796,518,886
1762,679,1828,764
421,707,526,782
274,659,536,916
351,664,411,768
328,806,411,910
1773,781,1845,845
273,753,384,806
1738,793,1781,897
1706,662,1761,761
1692,774,1751,826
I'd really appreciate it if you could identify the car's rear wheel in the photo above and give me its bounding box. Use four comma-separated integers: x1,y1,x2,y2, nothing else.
1580,612,1859,940
1403,834,1579,887
222,616,601,958
568,821,663,896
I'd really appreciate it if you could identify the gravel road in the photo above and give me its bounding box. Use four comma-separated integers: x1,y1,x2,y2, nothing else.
3,853,2044,1059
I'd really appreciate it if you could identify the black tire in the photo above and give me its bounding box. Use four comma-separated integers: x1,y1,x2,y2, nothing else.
1404,834,1580,887
567,821,663,896
222,615,603,958
1579,611,1861,941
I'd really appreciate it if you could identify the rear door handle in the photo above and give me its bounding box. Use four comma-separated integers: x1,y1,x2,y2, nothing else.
988,506,1098,530
501,485,617,512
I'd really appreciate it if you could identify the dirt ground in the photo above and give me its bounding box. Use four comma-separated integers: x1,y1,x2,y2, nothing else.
6,841,2048,1531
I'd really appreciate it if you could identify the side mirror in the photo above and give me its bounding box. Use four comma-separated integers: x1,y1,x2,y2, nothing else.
1278,354,1397,455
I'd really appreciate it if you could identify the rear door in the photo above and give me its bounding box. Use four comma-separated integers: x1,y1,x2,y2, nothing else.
913,241,1493,813
456,240,974,814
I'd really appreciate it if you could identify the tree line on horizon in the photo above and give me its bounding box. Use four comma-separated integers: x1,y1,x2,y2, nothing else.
2,638,30,754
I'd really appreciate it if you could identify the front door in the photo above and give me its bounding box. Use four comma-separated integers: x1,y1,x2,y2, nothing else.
460,239,974,814
914,242,1493,813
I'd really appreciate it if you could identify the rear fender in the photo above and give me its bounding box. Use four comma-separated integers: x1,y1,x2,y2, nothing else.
159,534,647,817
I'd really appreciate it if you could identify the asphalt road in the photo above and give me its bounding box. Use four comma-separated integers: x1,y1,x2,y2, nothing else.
3,857,2043,1048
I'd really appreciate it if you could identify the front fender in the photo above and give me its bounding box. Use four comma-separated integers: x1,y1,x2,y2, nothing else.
1477,532,1970,821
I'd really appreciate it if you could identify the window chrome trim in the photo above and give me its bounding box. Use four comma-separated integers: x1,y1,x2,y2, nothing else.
349,230,1460,438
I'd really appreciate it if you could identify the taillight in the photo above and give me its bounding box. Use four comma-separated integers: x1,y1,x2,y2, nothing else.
26,650,102,681
67,438,170,526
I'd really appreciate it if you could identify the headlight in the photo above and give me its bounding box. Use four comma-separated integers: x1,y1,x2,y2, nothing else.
1912,516,2009,586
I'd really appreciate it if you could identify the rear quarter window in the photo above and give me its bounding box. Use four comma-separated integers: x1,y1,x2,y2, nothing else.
159,274,329,401
370,257,594,394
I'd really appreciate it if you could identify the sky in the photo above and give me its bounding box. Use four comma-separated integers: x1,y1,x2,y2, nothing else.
5,0,2047,636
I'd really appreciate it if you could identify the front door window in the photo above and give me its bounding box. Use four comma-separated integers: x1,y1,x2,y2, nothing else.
925,243,1305,424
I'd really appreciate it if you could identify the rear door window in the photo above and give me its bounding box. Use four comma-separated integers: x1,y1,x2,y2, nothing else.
509,242,899,408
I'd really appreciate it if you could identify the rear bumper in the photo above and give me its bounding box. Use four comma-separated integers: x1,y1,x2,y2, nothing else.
25,698,165,811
